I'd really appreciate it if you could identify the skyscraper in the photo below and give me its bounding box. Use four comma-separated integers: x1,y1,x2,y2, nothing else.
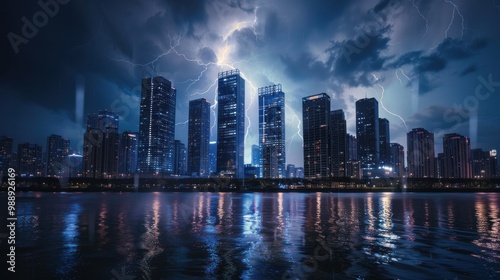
118,132,138,177
18,142,43,177
208,141,217,175
46,134,70,178
173,140,187,176
443,133,471,179
217,69,245,178
407,128,435,178
251,144,260,166
346,134,358,161
188,98,211,177
259,84,285,178
0,136,13,175
302,93,331,178
379,118,390,166
331,109,346,177
83,110,119,178
356,98,379,174
138,76,176,175
390,143,404,177
286,164,296,178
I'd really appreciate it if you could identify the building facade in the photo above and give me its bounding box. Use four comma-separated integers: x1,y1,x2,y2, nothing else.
379,118,391,166
138,76,176,175
258,84,285,178
216,70,245,178
18,142,44,177
356,98,379,174
390,143,404,177
331,109,346,177
46,134,70,178
407,128,435,178
443,133,471,179
118,132,138,177
188,98,211,177
0,136,13,175
302,93,331,178
83,110,119,178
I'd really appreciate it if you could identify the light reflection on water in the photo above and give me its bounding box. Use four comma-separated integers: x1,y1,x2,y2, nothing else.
9,192,500,279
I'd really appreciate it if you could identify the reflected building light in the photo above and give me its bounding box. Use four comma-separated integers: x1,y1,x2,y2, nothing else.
366,193,375,232
447,201,455,230
424,201,430,230
403,199,415,241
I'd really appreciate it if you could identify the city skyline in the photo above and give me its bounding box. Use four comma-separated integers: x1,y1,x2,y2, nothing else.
1,0,500,168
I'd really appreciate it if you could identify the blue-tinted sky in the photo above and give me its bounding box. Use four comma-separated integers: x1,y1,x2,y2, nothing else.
1,0,500,167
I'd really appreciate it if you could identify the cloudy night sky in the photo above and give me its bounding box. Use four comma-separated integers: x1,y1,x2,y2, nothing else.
1,0,500,167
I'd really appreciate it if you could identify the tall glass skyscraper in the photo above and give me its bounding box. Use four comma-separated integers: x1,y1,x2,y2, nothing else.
46,134,70,178
216,70,245,178
118,132,138,177
443,133,471,179
390,143,405,177
356,98,379,172
173,140,187,176
379,118,390,166
188,98,211,177
83,110,119,178
407,128,435,178
258,84,285,178
302,93,331,179
331,109,346,177
138,76,176,176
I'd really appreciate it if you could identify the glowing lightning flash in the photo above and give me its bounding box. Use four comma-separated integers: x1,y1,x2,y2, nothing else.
372,73,409,132
285,104,303,155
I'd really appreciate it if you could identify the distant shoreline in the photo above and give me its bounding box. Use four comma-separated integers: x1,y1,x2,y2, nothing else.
3,187,500,193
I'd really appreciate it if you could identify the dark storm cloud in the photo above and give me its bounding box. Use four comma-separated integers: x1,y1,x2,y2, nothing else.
280,53,330,82
460,63,477,77
386,38,488,94
197,47,218,64
406,105,469,135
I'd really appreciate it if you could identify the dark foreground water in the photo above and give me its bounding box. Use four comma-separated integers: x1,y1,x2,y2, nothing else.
2,192,500,279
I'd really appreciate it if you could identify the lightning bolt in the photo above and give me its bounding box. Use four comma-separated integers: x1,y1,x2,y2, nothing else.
109,6,301,164
444,0,465,39
427,0,465,53
285,104,303,156
408,0,429,38
371,73,409,132
175,120,189,126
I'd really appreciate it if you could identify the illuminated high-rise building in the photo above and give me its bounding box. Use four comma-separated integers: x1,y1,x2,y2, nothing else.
118,132,138,177
83,110,119,178
356,98,379,174
216,70,245,178
259,84,285,178
138,76,176,175
443,133,471,179
173,140,187,176
208,141,217,175
188,98,211,177
302,93,331,178
379,118,391,166
46,134,70,178
390,143,404,177
331,109,346,177
407,128,435,178
18,142,43,177
0,136,13,175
